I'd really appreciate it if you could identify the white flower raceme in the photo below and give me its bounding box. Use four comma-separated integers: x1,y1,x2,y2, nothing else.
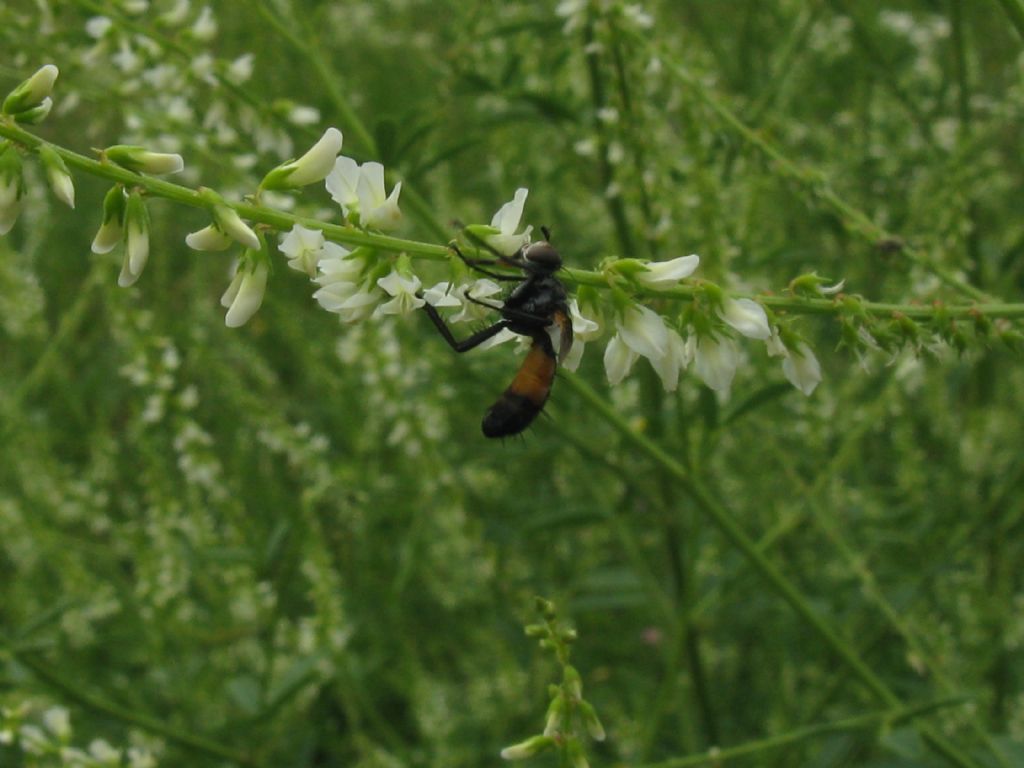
279,224,325,278
374,269,424,317
484,187,532,256
221,259,269,328
719,297,770,340
689,334,741,392
635,254,700,289
261,127,343,190
325,157,402,230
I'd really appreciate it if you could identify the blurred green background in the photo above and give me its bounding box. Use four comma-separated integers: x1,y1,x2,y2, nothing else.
2,1,1024,766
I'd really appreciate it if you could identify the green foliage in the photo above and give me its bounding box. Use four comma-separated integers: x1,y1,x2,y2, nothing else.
1,1,1024,767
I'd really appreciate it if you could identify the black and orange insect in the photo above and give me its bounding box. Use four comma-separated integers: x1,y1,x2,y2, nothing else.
422,230,572,438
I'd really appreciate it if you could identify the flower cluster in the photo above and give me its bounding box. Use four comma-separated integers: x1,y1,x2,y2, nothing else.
2,61,820,399
0,703,157,768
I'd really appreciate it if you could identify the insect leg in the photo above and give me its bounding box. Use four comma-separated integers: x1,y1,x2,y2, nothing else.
421,303,512,353
448,242,522,281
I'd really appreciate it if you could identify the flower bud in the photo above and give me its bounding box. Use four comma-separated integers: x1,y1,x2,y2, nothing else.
260,127,343,190
105,145,184,175
118,191,150,287
213,204,260,251
499,735,554,761
634,254,701,289
13,97,53,124
0,142,25,236
185,223,233,251
92,186,127,254
222,257,269,328
3,64,59,115
579,700,605,741
562,665,582,699
542,695,565,737
38,145,74,208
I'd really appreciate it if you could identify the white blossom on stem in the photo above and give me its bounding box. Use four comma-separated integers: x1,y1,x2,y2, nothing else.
719,297,770,340
781,342,821,395
222,259,269,328
279,224,325,277
483,188,532,256
689,334,741,392
635,254,700,289
374,269,424,317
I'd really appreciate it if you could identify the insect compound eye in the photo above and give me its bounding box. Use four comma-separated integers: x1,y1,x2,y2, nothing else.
523,242,562,271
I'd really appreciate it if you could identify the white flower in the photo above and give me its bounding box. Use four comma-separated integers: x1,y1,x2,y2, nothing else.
42,707,71,741
325,156,361,214
719,297,770,340
562,298,601,372
184,223,232,251
374,270,424,317
617,304,668,360
262,127,343,189
356,161,402,230
422,281,462,308
313,246,383,322
603,304,681,386
221,260,268,327
649,327,688,391
192,6,217,41
635,254,700,289
88,739,121,763
227,53,254,84
603,334,639,384
279,224,325,278
335,282,384,323
448,279,502,322
781,342,821,395
485,187,532,256
690,335,740,392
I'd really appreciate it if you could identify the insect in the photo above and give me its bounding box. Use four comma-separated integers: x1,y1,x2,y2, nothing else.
422,229,572,438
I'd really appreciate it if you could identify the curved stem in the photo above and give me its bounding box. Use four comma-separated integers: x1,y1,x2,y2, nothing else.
4,120,1024,325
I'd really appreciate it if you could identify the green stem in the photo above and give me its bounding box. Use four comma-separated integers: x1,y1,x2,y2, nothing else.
8,647,258,766
637,697,969,768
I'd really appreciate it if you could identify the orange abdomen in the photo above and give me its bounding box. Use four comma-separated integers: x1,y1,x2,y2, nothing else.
481,339,556,438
